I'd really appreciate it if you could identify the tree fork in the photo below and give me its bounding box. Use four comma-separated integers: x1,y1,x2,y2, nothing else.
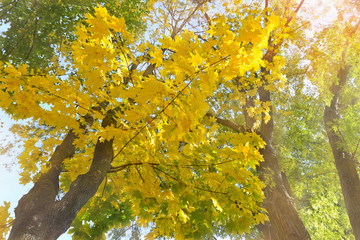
8,113,115,240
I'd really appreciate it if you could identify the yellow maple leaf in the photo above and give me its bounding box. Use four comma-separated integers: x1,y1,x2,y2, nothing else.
0,202,12,239
190,51,203,67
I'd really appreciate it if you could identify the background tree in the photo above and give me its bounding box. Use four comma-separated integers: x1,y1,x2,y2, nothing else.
274,62,353,239
307,1,360,238
268,0,360,238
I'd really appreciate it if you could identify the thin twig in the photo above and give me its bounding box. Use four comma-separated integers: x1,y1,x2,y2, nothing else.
214,173,228,192
152,166,228,195
30,84,92,113
136,167,145,183
0,0,19,18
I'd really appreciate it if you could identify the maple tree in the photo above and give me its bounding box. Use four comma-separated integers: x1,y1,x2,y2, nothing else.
0,1,288,239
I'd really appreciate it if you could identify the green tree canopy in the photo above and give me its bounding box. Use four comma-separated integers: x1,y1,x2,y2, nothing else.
0,0,149,68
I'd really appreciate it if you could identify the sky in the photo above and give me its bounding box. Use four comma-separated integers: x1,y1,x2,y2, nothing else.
0,0,341,239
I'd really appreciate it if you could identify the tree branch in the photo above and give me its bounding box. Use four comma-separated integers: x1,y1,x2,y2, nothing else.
152,166,228,195
109,157,240,173
349,17,360,37
0,18,29,61
0,0,19,18
205,112,245,133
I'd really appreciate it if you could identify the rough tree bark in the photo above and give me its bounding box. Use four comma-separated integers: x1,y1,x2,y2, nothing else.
324,64,360,240
8,115,115,240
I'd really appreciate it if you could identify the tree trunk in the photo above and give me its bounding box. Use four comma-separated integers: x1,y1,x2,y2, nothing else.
256,86,311,240
8,117,114,240
324,65,360,240
253,1,309,237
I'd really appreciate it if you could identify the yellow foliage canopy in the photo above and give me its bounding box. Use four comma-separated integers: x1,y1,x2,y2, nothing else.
0,3,289,239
